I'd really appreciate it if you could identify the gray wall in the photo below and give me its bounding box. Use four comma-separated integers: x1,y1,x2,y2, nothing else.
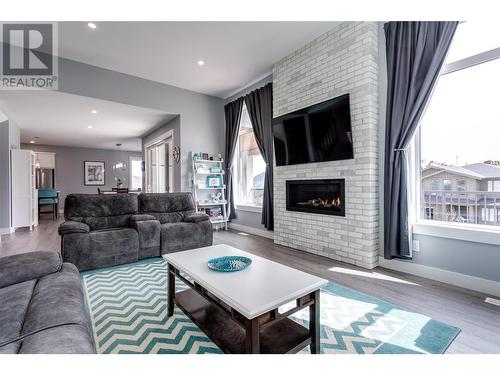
142,116,181,192
377,22,500,283
21,144,142,210
57,57,224,192
222,74,273,231
0,121,10,230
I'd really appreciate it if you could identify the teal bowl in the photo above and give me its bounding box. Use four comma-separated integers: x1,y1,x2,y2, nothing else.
207,256,252,272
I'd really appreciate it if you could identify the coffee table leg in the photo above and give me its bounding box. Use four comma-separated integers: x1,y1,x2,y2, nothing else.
309,289,320,354
167,263,175,317
245,318,260,354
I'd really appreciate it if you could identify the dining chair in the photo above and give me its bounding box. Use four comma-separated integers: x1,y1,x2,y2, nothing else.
38,189,59,220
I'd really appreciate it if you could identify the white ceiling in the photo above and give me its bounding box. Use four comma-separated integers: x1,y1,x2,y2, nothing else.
58,22,340,98
0,22,339,152
0,91,174,151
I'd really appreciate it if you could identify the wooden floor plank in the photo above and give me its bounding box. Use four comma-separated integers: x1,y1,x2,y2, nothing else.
1,218,499,353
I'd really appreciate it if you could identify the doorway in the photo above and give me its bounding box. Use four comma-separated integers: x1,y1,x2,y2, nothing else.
145,131,174,193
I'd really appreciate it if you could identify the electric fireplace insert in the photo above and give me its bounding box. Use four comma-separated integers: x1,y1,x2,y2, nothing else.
286,179,345,216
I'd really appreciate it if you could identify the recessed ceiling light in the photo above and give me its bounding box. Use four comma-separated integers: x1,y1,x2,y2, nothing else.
197,60,205,66
87,125,93,129
29,140,36,144
91,110,97,114
87,22,97,29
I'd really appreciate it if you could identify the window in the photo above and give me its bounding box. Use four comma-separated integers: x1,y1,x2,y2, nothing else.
431,179,439,191
443,179,452,191
234,103,266,209
129,157,143,190
419,22,500,227
487,180,500,192
457,179,466,191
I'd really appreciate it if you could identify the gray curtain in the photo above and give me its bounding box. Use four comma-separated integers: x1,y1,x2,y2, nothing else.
245,83,274,230
224,98,244,220
384,21,458,259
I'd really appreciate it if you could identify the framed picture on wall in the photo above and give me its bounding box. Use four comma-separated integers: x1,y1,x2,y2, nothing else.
84,161,105,186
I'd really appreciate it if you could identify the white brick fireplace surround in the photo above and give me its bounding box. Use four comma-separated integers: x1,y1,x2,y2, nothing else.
272,22,379,269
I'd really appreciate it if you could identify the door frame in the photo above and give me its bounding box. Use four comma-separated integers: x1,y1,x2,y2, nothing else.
144,130,174,193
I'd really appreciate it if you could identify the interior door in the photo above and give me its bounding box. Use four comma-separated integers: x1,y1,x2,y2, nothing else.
146,141,170,193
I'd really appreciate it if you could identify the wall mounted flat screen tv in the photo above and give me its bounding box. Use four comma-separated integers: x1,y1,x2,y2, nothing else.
273,94,354,166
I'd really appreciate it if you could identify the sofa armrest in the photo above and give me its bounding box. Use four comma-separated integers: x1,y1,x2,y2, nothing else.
58,221,90,236
0,251,62,289
183,212,209,223
129,214,157,226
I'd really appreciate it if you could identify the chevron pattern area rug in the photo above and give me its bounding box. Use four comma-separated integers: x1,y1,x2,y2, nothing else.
81,258,460,354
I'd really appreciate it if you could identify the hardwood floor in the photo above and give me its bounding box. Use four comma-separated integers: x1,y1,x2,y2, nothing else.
1,218,500,353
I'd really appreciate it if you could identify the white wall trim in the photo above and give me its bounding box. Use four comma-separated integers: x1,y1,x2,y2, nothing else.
235,204,262,214
413,221,500,246
378,256,500,298
228,222,274,240
0,227,14,235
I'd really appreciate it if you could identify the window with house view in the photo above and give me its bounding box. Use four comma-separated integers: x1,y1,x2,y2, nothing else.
234,103,266,208
420,22,500,226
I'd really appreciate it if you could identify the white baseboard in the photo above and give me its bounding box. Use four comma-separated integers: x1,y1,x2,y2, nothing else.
228,223,274,240
378,256,500,298
0,227,14,235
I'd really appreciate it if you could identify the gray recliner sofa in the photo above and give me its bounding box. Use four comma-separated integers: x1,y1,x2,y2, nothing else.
138,193,213,254
0,251,95,354
58,192,212,271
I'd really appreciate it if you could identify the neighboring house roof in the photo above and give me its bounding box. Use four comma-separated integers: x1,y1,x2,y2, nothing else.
423,162,500,180
252,172,265,190
423,164,484,179
461,163,500,178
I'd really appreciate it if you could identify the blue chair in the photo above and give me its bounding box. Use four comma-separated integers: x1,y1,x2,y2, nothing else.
38,189,59,220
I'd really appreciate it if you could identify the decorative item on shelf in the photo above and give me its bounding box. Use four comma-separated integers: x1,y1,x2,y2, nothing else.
210,192,222,203
196,199,209,205
210,166,222,173
207,256,252,272
204,207,223,221
193,152,201,160
195,163,209,173
209,156,214,160
218,153,222,161
207,175,222,188
84,161,105,186
115,177,125,188
173,146,180,163
201,153,209,160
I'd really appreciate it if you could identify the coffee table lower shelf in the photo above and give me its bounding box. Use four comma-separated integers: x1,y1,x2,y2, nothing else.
175,289,311,354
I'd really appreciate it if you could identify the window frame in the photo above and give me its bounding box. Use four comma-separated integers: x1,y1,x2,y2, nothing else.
233,103,264,213
412,25,500,243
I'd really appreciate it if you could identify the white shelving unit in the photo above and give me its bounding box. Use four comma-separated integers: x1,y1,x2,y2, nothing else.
191,154,228,230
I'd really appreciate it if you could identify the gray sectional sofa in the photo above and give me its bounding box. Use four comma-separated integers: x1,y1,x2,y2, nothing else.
0,251,95,354
59,192,212,271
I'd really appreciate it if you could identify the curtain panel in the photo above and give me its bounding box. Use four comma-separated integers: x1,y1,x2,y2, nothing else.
244,83,274,230
384,21,458,259
223,98,244,220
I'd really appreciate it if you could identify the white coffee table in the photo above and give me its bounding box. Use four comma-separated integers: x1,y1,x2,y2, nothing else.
163,244,328,354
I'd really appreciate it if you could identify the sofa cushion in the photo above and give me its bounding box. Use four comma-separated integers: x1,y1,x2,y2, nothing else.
86,228,139,270
0,251,62,289
21,263,90,335
139,193,196,224
64,194,138,230
160,221,212,253
18,324,95,354
0,280,36,347
58,221,90,236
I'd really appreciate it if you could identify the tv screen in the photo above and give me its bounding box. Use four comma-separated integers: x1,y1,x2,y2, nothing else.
273,94,354,166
